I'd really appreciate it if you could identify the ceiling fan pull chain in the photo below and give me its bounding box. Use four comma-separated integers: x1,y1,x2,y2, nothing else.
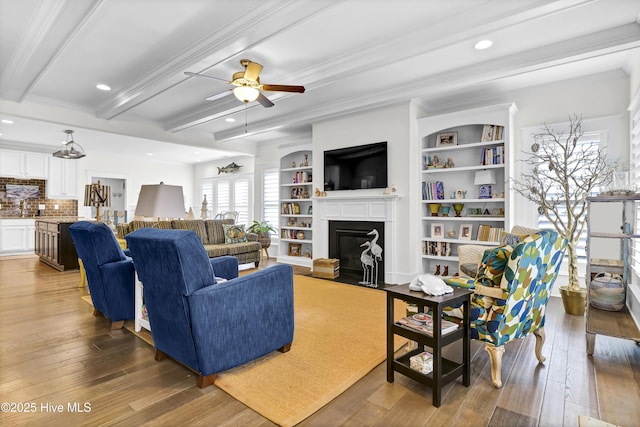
245,102,248,133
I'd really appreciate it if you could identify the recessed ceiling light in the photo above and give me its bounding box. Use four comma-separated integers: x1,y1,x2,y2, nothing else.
96,83,111,91
146,152,153,156
225,118,236,123
1,119,14,124
474,40,493,50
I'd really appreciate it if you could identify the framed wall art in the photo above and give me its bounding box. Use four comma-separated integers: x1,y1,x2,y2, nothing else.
435,131,458,147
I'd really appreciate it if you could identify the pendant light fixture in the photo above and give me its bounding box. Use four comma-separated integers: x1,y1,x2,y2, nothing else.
52,129,86,159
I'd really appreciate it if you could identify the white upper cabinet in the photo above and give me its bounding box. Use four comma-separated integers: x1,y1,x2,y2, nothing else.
0,149,48,179
47,157,79,199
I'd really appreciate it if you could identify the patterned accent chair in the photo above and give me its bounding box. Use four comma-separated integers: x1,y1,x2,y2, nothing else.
445,229,567,388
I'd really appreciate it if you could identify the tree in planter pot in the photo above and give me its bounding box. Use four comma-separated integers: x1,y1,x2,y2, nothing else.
512,114,617,315
247,220,277,259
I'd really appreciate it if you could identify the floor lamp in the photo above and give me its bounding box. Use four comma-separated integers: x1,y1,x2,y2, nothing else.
84,180,111,221
135,182,185,222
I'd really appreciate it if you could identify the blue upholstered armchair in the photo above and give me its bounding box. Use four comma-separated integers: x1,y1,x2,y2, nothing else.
445,229,567,388
69,221,135,329
125,228,294,388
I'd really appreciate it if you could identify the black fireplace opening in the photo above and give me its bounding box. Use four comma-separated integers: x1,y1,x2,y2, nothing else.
328,220,385,289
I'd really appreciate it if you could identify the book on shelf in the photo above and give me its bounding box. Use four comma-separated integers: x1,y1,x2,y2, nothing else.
422,181,445,200
423,241,451,256
477,225,504,242
292,170,312,184
396,312,459,336
479,145,504,165
281,202,301,215
481,125,504,142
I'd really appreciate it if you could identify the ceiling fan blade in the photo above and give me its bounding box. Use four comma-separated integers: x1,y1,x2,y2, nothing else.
205,89,233,101
256,92,274,108
184,71,229,83
261,84,305,93
243,61,263,81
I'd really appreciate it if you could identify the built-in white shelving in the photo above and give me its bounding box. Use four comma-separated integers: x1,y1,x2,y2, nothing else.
417,103,517,276
277,150,314,268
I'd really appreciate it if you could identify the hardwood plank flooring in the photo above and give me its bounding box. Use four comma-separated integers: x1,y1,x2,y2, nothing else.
1,255,639,426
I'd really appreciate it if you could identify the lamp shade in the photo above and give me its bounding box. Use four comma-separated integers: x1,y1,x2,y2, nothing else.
135,182,185,219
84,181,111,221
474,169,497,185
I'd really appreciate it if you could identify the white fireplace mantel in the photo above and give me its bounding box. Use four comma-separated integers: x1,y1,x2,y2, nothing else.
313,194,401,284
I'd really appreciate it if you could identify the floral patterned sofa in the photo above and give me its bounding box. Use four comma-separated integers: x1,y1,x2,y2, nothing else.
445,229,568,388
117,219,262,267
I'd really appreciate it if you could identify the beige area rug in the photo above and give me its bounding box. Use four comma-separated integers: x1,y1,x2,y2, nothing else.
82,276,407,426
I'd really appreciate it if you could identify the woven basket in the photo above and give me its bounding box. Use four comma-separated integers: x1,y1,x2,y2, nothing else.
590,272,625,312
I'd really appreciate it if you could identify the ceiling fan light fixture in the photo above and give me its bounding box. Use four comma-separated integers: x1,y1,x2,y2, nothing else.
233,86,260,103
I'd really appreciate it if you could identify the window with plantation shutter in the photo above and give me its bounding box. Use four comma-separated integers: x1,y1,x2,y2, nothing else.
234,178,249,225
630,95,640,287
200,175,252,224
200,181,214,219
217,180,230,215
263,168,279,233
535,132,603,261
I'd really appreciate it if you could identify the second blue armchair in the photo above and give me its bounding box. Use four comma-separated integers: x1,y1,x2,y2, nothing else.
125,228,294,387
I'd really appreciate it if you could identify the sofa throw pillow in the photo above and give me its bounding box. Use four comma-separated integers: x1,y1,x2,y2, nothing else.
476,245,513,289
222,224,247,244
500,231,529,247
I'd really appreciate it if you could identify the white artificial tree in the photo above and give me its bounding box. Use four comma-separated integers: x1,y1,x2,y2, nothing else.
512,115,616,292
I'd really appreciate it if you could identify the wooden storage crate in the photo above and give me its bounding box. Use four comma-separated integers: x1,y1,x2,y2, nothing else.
313,258,340,279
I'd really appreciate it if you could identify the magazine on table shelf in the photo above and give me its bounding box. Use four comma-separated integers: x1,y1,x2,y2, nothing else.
396,312,459,336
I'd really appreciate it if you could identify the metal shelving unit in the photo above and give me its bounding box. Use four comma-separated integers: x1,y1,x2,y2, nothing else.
585,195,640,355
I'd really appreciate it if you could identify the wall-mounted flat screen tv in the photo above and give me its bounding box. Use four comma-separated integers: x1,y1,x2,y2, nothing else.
6,184,39,199
324,141,388,191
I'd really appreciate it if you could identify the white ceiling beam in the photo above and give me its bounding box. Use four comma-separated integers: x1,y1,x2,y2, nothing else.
0,0,103,102
94,0,341,120
214,22,640,141
170,0,600,136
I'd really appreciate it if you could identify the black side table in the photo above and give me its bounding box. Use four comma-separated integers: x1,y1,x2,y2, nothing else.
386,284,472,407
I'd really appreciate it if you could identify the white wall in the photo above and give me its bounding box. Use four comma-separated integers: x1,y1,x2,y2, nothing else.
79,152,194,219
297,73,630,285
193,155,255,217
312,102,416,282
506,71,630,290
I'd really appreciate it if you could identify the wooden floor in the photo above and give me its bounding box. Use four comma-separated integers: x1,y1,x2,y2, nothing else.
1,255,639,426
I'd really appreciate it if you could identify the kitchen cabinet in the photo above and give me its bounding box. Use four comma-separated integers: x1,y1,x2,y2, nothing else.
47,157,79,199
35,219,79,270
0,219,36,255
0,149,48,179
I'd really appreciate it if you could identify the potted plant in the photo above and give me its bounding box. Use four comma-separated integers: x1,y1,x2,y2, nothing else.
246,220,277,255
512,114,616,315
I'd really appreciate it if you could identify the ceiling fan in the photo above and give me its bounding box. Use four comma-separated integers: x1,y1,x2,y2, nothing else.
185,59,305,108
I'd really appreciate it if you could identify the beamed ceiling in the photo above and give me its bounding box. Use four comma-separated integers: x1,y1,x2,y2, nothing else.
1,0,639,163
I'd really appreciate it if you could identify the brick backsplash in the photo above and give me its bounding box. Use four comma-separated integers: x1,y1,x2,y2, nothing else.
0,178,78,217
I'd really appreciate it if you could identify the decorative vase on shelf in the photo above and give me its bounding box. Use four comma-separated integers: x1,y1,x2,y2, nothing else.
440,205,450,217
453,203,464,217
428,203,441,216
296,230,305,240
